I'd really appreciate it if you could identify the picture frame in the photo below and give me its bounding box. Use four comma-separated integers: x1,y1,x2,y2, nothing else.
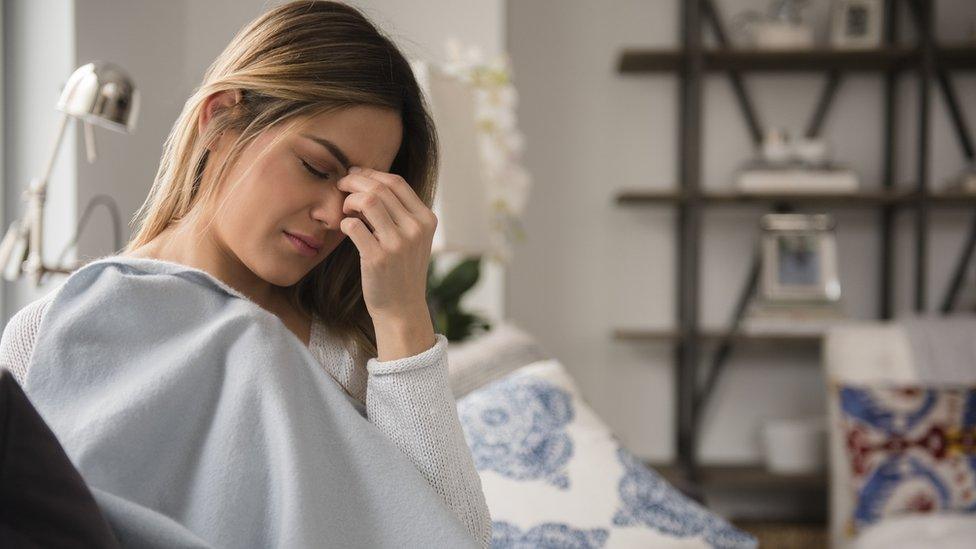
759,214,841,303
830,0,884,49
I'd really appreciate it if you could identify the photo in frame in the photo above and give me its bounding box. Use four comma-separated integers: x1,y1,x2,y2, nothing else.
831,0,884,49
759,214,841,304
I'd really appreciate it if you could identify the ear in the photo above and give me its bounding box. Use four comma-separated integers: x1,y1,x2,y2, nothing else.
198,89,242,150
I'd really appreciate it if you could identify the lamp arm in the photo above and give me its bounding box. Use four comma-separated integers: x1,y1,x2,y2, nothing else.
24,113,72,286
54,194,123,270
0,221,23,275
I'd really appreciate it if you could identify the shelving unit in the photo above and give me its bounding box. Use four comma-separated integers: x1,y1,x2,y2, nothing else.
613,0,976,503
649,462,828,493
618,43,976,73
616,189,976,207
614,328,821,346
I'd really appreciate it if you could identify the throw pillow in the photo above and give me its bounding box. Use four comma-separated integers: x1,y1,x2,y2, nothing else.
836,383,976,535
457,359,756,548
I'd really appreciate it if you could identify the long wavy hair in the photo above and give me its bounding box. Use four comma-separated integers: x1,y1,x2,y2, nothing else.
123,0,439,360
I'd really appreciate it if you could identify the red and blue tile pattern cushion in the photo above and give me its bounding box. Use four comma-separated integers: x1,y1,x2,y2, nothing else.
838,384,976,534
457,359,757,549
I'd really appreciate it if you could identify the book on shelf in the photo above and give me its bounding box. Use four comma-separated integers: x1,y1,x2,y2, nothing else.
735,165,860,195
741,300,848,336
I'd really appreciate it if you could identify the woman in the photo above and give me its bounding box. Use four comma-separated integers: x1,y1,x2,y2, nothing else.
0,1,491,546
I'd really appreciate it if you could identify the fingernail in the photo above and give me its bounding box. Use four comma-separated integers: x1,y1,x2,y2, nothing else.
350,166,361,173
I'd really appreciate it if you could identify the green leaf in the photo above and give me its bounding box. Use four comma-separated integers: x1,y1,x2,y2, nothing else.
436,257,481,301
444,309,476,341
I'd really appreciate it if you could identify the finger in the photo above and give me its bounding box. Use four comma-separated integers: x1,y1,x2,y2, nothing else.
339,216,379,260
338,173,412,227
349,167,428,217
344,191,399,243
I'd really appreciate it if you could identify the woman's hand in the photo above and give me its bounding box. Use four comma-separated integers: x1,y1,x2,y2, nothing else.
337,166,438,361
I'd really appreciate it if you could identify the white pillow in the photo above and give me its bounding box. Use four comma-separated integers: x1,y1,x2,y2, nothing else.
457,359,756,548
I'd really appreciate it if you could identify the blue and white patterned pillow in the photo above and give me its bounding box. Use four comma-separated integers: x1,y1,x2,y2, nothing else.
458,359,756,549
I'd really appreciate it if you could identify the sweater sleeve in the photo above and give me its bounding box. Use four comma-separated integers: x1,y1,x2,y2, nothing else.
363,333,493,548
0,293,56,386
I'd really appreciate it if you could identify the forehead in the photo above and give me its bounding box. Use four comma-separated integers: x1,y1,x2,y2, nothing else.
292,105,403,171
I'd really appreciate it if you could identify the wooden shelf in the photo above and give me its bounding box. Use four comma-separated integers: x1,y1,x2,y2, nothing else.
911,191,976,207
619,47,914,73
939,44,976,70
615,189,976,207
615,189,896,206
618,49,682,72
613,328,822,346
647,462,827,492
618,44,976,74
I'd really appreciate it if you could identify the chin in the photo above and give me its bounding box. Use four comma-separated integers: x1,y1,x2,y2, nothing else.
265,268,308,288
248,256,308,288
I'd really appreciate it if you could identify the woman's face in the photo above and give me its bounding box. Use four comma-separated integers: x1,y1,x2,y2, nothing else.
205,103,404,288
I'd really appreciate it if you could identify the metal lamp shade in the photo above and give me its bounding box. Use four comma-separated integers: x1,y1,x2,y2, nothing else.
56,62,139,134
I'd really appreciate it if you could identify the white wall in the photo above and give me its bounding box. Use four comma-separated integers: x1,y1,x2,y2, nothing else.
73,1,190,264
505,0,976,467
3,0,78,317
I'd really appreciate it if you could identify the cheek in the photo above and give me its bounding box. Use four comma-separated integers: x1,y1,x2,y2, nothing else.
214,180,278,245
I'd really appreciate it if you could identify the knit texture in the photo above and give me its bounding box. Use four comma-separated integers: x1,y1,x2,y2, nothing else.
1,288,492,548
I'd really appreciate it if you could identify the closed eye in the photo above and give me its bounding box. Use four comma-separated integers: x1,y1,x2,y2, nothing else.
301,159,332,180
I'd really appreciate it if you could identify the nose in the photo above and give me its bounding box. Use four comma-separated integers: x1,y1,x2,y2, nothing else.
310,186,348,231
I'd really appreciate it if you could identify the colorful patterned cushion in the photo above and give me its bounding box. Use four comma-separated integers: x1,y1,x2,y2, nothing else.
457,359,756,548
837,383,976,534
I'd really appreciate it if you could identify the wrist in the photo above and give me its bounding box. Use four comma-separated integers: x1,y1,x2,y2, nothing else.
373,306,437,362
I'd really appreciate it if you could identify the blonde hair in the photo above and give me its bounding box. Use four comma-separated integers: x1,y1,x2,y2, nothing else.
124,0,439,359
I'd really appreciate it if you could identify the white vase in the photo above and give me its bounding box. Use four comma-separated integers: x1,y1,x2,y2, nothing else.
760,416,827,474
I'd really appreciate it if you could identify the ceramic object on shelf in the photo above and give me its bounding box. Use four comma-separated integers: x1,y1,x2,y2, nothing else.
761,416,827,474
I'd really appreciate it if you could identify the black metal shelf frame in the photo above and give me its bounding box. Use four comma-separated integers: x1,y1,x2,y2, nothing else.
620,0,976,485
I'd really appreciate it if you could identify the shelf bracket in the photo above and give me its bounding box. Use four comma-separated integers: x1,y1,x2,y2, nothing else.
693,203,793,425
805,70,844,138
701,0,764,146
692,250,760,420
906,0,975,161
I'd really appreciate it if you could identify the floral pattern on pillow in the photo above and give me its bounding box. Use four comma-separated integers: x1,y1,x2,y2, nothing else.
838,384,976,533
491,521,609,548
459,374,574,489
613,447,757,548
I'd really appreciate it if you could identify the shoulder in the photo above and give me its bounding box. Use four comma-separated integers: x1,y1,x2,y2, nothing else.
3,290,59,340
0,289,61,384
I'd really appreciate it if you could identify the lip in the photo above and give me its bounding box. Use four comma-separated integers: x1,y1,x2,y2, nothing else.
284,231,322,256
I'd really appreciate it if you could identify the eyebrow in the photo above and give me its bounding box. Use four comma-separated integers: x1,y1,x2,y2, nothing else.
301,134,351,172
